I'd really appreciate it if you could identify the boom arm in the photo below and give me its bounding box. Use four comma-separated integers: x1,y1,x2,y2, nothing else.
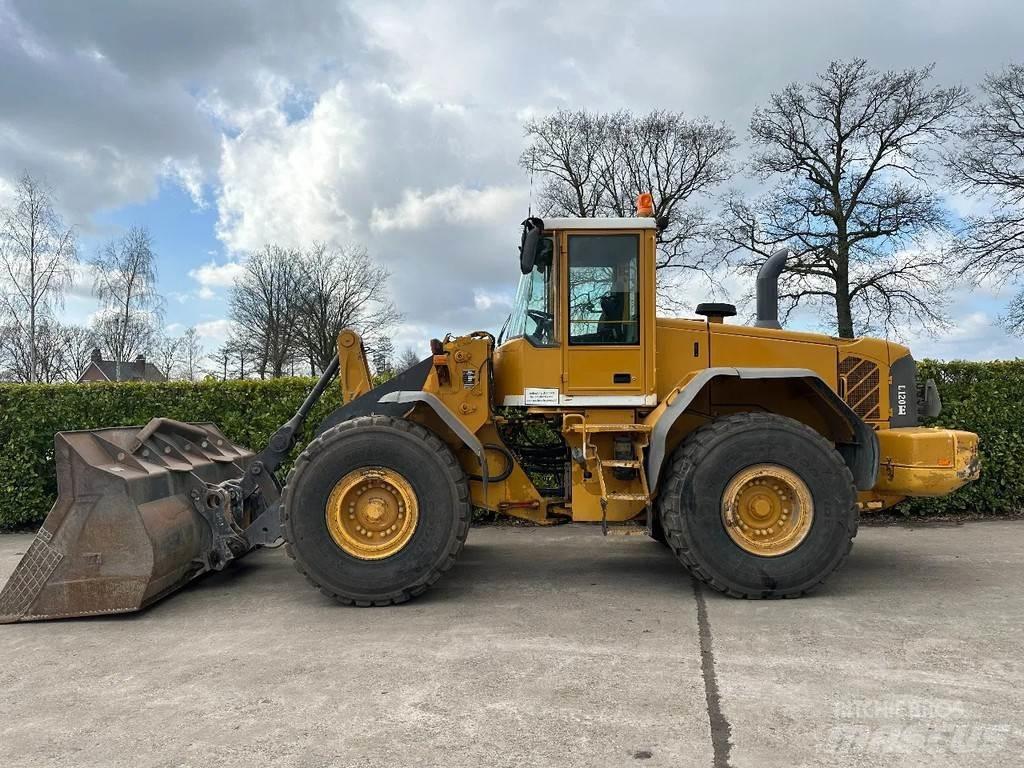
239,329,375,547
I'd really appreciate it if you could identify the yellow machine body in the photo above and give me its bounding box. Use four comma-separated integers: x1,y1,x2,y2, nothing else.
336,217,979,526
0,212,983,622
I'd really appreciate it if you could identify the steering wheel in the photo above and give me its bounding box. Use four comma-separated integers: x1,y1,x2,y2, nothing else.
526,309,554,343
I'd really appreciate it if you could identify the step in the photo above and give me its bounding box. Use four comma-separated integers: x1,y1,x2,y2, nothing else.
600,459,642,469
605,492,650,502
604,523,648,537
566,423,652,434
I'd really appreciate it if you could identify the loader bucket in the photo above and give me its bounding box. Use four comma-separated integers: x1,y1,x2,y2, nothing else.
0,419,258,623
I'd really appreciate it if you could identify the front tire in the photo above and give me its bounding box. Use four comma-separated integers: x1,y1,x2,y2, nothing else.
282,415,471,606
657,413,858,598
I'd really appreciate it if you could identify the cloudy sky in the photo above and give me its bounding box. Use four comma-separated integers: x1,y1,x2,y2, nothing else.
2,0,1023,360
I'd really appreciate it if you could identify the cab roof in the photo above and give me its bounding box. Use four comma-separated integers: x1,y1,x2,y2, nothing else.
542,217,658,230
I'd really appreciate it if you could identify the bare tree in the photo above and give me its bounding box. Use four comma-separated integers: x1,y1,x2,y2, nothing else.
947,63,1024,332
0,320,39,382
0,320,95,383
0,322,16,381
58,324,98,381
229,245,304,378
90,225,162,370
210,341,231,380
225,327,250,379
719,60,968,338
178,327,204,381
297,243,400,374
0,172,78,382
33,319,72,383
369,336,394,379
153,333,183,380
521,110,612,217
395,346,422,372
207,332,252,381
522,109,736,306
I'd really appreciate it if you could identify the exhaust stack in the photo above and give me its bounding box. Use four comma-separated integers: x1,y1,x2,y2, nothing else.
754,247,792,329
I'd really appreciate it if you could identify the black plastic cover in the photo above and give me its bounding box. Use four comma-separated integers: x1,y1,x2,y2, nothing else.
889,354,918,427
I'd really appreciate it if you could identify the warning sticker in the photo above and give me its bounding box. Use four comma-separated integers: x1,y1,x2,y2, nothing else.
524,387,559,406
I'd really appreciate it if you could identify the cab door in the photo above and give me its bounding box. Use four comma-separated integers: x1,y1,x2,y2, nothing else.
560,230,652,405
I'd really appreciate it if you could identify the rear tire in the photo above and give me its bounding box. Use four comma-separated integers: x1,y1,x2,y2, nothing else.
282,415,471,606
657,412,857,598
648,512,669,546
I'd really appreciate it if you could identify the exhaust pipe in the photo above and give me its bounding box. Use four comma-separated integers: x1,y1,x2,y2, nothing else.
754,247,792,329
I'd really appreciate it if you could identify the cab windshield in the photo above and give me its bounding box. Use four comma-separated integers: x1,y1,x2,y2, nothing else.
501,238,555,346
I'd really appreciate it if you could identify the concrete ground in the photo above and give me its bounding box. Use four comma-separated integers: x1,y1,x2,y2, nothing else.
0,522,1022,768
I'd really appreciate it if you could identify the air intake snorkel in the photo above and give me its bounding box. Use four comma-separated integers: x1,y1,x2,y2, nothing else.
754,247,792,329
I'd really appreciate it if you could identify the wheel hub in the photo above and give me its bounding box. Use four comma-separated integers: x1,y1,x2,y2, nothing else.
325,467,419,560
721,464,813,557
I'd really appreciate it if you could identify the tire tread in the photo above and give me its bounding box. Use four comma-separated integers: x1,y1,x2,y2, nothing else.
281,415,471,606
658,412,858,599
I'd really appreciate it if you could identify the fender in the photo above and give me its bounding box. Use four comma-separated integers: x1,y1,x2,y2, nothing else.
311,367,489,491
377,390,489,492
313,357,434,437
646,367,879,492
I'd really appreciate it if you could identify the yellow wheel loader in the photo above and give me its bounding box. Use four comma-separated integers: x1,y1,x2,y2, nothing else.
0,201,981,621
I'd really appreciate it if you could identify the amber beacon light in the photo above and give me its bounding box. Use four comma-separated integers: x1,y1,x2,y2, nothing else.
636,192,654,217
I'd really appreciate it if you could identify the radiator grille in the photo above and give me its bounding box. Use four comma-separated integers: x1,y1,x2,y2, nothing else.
839,356,881,420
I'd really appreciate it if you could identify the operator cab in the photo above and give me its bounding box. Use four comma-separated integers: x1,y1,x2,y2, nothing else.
494,215,659,407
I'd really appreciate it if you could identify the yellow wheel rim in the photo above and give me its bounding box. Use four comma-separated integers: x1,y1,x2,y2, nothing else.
325,467,419,560
721,464,813,557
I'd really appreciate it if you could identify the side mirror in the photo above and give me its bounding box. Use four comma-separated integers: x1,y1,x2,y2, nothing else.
520,217,544,275
535,237,553,269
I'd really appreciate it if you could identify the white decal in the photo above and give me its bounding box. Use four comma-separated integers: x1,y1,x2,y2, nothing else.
524,387,559,406
896,384,908,415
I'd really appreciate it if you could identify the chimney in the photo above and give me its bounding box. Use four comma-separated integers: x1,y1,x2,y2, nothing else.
135,354,146,375
91,347,102,363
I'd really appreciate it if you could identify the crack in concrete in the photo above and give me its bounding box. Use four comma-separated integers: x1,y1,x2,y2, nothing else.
692,578,734,768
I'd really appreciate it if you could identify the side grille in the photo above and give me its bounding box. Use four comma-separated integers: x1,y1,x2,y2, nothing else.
839,356,881,420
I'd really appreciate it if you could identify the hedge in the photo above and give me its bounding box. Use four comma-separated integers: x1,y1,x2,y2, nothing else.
900,360,1024,517
0,361,1021,530
0,378,341,531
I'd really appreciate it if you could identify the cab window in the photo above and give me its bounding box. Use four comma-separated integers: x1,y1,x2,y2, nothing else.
502,237,556,346
567,234,640,345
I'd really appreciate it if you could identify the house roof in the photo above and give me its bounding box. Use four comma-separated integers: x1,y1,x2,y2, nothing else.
78,359,166,383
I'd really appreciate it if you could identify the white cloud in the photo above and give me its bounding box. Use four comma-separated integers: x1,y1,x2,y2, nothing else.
189,259,246,289
473,289,513,312
215,83,362,253
0,176,15,207
907,321,1021,360
161,157,207,209
194,318,233,345
370,185,524,233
